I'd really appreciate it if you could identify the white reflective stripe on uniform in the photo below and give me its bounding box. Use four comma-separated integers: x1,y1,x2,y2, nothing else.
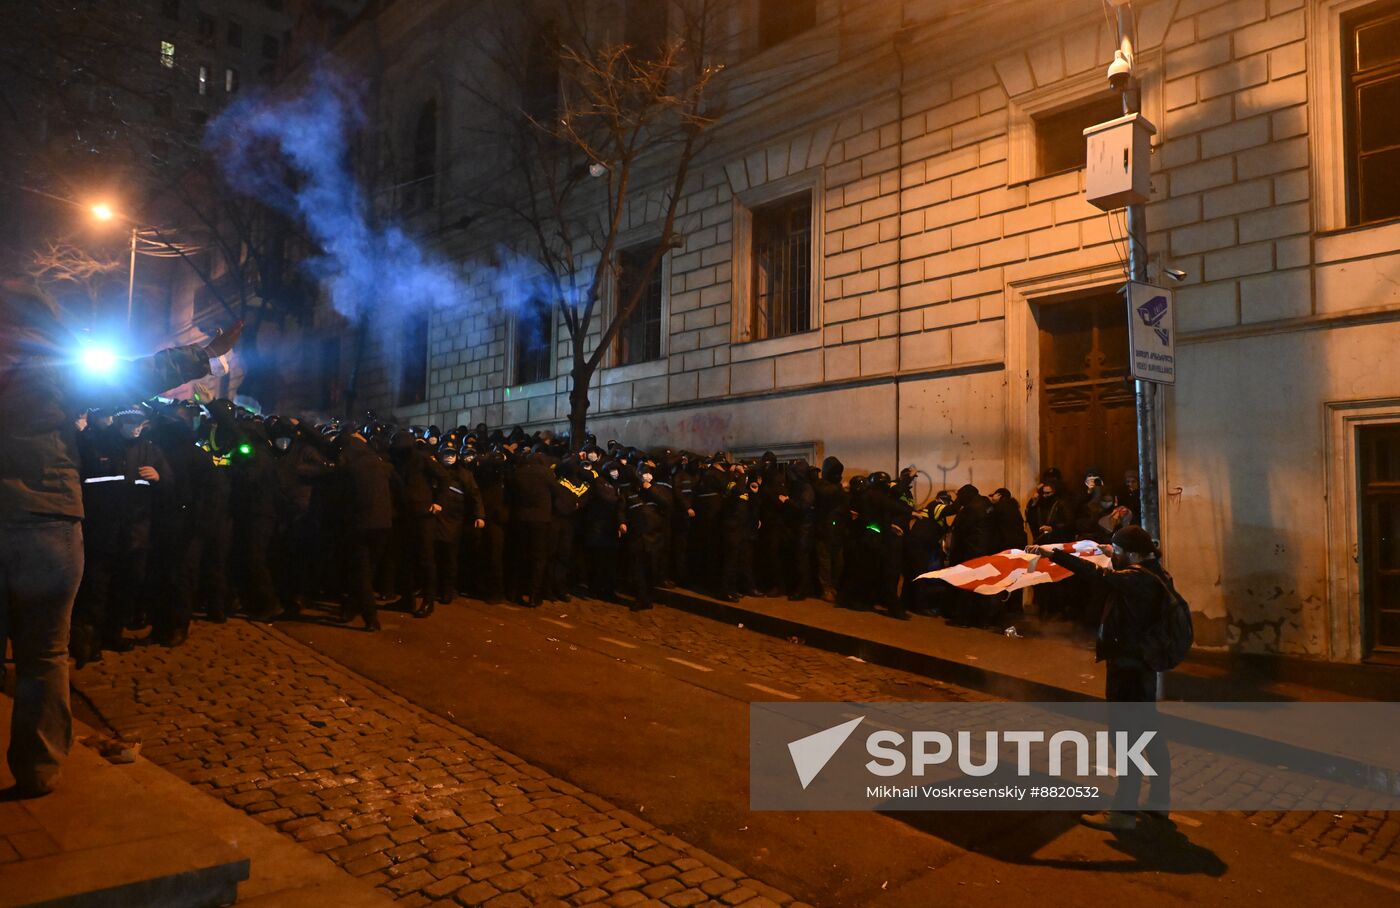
449,486,464,494
84,475,126,484
134,479,151,486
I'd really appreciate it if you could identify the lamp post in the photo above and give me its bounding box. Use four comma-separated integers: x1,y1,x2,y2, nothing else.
89,203,138,329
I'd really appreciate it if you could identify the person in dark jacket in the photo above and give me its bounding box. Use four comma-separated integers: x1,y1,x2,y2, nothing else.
669,456,697,587
432,444,484,604
782,460,817,601
0,280,233,798
473,452,510,603
690,459,728,595
945,484,996,626
1029,526,1173,831
755,452,789,595
388,430,446,617
812,456,847,602
507,450,554,607
622,467,664,611
547,457,590,602
146,402,213,647
270,418,330,616
72,407,172,659
336,430,395,630
226,411,283,622
720,468,761,601
582,461,626,601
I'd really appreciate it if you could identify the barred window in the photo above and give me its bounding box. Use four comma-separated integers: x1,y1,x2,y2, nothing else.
615,243,664,365
514,297,554,385
1343,1,1400,225
749,194,813,341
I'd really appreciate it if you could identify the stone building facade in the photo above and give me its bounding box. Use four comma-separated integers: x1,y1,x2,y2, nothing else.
323,0,1400,663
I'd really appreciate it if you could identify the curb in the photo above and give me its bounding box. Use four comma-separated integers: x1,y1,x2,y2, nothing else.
654,586,1098,702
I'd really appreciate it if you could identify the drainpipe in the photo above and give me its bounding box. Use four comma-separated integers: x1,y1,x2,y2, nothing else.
892,1,908,475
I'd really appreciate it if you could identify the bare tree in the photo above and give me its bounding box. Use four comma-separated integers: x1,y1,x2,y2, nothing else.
27,239,127,311
464,0,725,446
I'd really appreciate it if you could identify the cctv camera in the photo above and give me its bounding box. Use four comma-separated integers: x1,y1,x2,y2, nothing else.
1107,50,1133,93
1164,268,1188,282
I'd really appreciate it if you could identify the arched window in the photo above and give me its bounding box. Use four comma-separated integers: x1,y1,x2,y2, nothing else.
411,98,437,209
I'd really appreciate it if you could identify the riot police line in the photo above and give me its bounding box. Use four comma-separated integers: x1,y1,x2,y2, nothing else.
70,397,1144,659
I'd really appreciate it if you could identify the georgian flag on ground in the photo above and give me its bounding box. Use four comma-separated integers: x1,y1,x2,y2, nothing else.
916,541,1113,596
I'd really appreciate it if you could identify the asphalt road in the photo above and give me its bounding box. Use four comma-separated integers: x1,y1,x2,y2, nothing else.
276,596,1400,907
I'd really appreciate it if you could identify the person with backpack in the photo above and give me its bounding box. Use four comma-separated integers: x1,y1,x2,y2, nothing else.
1028,525,1190,832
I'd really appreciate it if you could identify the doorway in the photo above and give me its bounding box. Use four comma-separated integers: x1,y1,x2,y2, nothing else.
1360,423,1400,657
1037,293,1137,493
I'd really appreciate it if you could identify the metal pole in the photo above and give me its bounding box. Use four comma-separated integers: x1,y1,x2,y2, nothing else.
1117,3,1165,701
1116,5,1159,545
126,225,137,330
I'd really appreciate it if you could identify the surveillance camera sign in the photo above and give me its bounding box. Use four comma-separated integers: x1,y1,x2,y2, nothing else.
1126,282,1175,385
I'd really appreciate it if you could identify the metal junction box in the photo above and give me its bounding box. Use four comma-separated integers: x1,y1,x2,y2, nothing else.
1083,112,1156,211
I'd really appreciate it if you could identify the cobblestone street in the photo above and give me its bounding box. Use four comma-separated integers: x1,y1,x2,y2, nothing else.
72,620,807,908
67,599,1400,907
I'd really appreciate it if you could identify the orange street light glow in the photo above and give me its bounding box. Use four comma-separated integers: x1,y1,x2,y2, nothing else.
91,203,115,221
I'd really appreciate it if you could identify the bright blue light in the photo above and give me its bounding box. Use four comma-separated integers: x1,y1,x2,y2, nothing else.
79,346,121,377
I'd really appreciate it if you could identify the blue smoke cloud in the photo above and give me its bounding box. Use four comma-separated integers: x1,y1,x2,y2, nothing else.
205,67,462,322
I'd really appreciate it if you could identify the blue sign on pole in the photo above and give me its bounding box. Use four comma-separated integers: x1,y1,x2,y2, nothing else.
1126,281,1175,385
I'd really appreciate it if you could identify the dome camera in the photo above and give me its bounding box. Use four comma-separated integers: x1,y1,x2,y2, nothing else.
1107,50,1133,93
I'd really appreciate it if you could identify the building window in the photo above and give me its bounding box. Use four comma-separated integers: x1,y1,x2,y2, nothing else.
261,33,279,60
198,13,215,44
614,243,664,365
160,40,176,68
161,0,179,20
748,193,813,341
522,24,560,123
225,67,239,93
1033,93,1124,177
513,297,554,385
758,0,816,52
198,65,209,95
409,99,437,210
397,312,429,406
227,21,243,48
624,0,668,61
1344,2,1400,225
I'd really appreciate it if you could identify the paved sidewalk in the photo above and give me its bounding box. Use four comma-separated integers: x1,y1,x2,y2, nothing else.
655,587,1400,702
71,622,807,908
0,692,388,908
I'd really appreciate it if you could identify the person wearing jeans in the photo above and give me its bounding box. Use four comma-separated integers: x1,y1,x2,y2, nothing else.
0,280,238,797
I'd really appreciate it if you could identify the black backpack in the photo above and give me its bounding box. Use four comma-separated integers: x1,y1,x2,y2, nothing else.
1134,567,1194,672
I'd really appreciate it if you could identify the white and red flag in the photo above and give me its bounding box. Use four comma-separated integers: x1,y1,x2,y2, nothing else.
916,541,1112,596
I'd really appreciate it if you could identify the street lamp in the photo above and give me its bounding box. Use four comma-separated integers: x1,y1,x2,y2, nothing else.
90,202,138,329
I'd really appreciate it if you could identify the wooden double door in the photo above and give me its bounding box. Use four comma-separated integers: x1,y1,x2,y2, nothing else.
1361,423,1400,656
1038,294,1138,493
